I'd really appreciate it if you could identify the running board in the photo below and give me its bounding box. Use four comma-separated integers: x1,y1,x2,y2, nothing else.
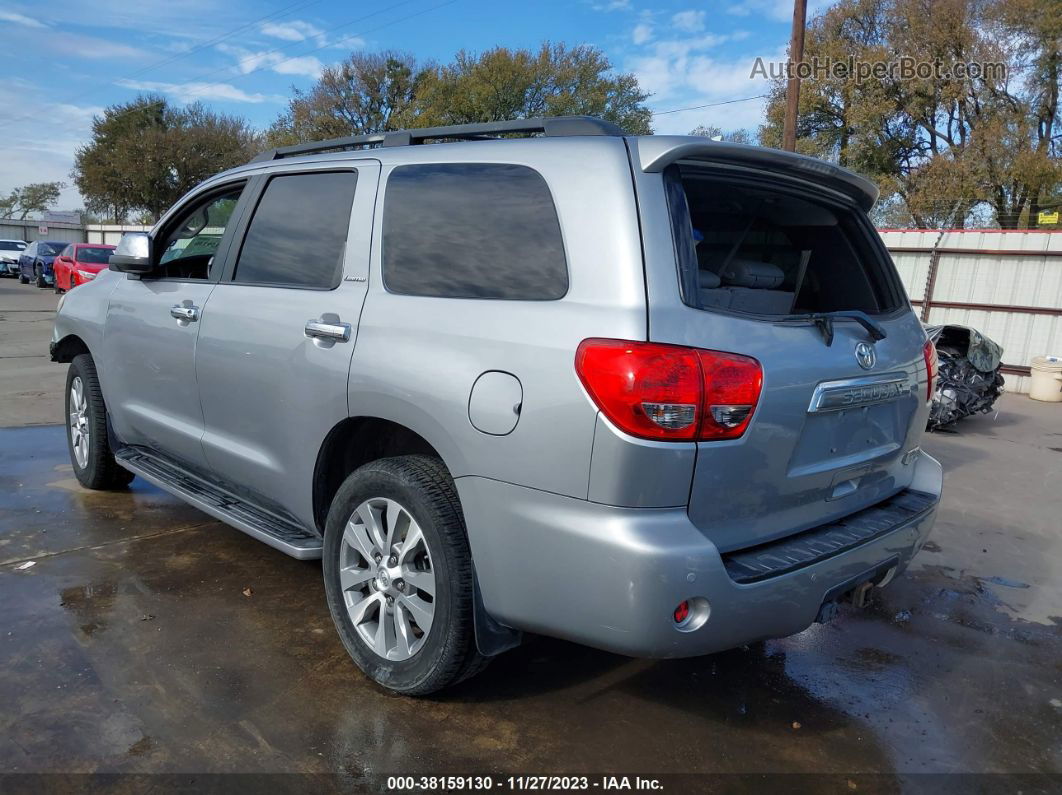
115,448,323,560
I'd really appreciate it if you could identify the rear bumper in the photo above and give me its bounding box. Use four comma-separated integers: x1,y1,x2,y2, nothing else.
458,450,941,658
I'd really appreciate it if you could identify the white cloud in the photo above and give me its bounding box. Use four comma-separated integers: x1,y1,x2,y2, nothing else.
591,0,631,10
217,43,324,79
0,81,102,208
116,79,283,104
0,10,47,27
728,0,834,22
53,33,148,60
632,23,653,45
672,10,706,32
260,20,327,47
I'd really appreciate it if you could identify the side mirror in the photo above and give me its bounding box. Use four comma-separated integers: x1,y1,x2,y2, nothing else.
109,232,153,275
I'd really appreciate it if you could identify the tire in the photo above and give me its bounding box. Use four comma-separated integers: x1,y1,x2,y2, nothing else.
65,354,135,490
35,266,47,288
18,271,28,284
54,282,64,294
322,455,487,695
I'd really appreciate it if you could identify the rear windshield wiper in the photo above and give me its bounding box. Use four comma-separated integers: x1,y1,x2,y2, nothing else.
785,311,887,346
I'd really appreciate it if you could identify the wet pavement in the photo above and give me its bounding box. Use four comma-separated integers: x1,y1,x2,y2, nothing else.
1,396,1060,784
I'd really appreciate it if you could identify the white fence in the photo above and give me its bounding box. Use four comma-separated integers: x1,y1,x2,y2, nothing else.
85,223,152,245
881,229,1062,393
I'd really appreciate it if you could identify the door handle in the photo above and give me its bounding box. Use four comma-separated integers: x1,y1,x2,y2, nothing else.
304,319,351,342
170,305,200,322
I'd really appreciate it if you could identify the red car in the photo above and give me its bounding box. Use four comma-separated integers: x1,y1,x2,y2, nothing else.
53,243,116,293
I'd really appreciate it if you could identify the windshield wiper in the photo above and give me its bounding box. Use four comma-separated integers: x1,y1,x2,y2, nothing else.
786,310,887,347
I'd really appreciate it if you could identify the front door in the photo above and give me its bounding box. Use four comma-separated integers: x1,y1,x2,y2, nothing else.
195,164,377,528
103,182,250,470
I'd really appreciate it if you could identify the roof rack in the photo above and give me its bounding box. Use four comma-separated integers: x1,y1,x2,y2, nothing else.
249,115,624,163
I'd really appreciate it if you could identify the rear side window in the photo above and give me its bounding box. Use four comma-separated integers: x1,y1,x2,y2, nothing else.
234,171,357,288
382,163,567,300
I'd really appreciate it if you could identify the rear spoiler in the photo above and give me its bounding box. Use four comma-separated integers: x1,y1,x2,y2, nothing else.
630,136,879,212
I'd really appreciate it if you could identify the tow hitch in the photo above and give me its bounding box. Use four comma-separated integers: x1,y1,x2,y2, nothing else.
815,556,899,623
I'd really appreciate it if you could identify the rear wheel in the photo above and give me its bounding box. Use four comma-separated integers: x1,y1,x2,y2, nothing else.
65,354,134,490
322,455,487,695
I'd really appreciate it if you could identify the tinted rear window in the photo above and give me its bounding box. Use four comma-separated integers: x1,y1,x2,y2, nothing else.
0,242,25,251
234,171,357,288
382,163,567,300
77,247,113,264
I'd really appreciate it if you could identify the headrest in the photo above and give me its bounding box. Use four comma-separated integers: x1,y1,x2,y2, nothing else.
719,258,784,289
698,269,721,289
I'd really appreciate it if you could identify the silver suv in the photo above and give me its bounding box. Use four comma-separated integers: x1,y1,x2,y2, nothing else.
51,117,942,694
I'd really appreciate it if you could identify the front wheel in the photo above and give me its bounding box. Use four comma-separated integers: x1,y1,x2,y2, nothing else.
65,354,135,490
322,455,487,695
35,266,47,288
18,271,28,284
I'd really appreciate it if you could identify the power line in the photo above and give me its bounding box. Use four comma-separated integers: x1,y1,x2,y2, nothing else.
652,94,769,117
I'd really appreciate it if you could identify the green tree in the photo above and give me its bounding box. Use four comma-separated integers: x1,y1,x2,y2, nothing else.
73,95,259,223
267,42,653,142
0,181,65,219
415,43,652,134
267,52,429,145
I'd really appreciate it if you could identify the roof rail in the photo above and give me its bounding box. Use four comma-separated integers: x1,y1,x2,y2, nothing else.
249,115,624,163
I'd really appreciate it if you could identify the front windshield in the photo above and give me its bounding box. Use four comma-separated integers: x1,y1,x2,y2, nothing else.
0,241,25,251
76,247,113,264
40,242,66,256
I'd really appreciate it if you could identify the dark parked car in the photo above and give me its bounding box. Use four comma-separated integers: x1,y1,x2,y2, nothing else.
19,240,69,287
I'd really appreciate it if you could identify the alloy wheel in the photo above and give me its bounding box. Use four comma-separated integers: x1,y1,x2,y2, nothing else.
69,376,90,469
339,497,436,661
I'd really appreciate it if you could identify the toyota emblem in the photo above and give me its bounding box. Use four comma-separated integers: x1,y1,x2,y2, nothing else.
855,341,876,370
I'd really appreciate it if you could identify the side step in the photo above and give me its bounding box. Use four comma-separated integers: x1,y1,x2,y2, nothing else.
115,447,323,560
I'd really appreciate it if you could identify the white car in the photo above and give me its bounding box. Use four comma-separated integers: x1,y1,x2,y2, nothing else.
0,239,27,276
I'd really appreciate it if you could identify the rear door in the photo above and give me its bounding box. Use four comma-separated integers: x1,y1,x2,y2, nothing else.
194,162,377,529
634,155,931,552
103,182,250,470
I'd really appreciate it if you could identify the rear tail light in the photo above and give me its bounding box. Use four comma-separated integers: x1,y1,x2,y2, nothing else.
575,339,762,441
922,338,938,402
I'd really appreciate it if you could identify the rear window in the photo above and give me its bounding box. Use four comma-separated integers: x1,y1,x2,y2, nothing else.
76,247,113,264
665,165,902,317
382,163,568,300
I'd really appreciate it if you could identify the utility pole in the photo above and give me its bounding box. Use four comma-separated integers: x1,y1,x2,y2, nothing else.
782,0,808,151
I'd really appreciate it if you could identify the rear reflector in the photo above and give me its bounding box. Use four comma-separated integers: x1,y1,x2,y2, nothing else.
922,339,938,402
575,339,762,441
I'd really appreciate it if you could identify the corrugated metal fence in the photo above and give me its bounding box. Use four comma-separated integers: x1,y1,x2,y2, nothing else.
0,219,150,246
881,229,1062,394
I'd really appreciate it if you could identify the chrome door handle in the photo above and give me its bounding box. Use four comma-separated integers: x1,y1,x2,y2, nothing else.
170,305,200,322
304,319,352,342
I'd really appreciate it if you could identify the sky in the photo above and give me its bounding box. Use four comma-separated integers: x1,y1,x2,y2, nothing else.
0,0,833,210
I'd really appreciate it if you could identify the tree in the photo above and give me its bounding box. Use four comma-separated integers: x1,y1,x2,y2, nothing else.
266,42,653,142
0,182,65,219
689,125,752,144
415,43,652,134
73,95,259,223
267,52,429,145
759,0,1061,228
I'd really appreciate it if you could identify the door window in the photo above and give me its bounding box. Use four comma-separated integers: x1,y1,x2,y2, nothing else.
155,186,244,279
233,171,358,288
